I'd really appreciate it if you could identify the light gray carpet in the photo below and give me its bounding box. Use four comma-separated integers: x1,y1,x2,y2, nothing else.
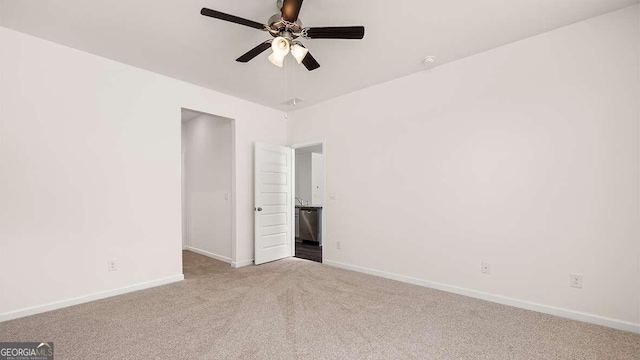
1,251,639,359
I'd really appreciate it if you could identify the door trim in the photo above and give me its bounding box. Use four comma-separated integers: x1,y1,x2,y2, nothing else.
180,107,237,267
290,140,327,263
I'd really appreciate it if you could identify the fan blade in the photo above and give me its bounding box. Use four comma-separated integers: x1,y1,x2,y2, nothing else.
201,8,265,30
303,26,365,39
236,41,272,63
281,0,304,22
302,52,320,71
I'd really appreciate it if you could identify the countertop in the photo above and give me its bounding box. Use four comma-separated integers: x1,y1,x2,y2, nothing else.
295,206,323,210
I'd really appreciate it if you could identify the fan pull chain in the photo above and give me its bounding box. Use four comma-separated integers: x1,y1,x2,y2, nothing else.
282,55,297,120
292,58,296,108
284,56,288,119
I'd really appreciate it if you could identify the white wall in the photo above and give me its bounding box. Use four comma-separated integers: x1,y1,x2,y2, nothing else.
295,151,325,207
289,6,640,329
295,152,313,205
0,26,286,320
311,153,324,206
182,114,232,261
637,3,640,332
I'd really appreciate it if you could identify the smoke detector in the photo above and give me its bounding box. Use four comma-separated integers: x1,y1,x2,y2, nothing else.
282,97,305,107
423,56,436,66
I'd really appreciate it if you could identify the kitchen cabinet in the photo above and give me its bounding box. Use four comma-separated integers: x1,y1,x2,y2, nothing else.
295,207,300,238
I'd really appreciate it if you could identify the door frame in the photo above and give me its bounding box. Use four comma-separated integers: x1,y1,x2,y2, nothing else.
290,140,327,263
180,107,237,267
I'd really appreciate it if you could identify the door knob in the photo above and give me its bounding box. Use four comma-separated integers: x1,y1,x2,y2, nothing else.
256,207,263,212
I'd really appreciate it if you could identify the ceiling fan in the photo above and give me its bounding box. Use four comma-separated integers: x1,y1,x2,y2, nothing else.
201,0,365,71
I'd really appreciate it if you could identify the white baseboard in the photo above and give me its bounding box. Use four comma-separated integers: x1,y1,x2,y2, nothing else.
184,246,232,264
0,274,184,323
324,260,640,334
231,259,253,268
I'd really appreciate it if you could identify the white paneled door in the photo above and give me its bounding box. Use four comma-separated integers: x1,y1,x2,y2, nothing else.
254,143,294,265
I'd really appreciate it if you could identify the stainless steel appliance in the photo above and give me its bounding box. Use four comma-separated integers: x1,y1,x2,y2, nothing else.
299,208,319,242
295,208,300,238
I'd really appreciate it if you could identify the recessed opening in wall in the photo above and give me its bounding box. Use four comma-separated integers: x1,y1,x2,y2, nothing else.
181,108,235,274
293,142,325,263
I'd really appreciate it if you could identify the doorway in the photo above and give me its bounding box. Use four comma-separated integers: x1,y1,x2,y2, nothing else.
292,142,325,263
181,108,234,272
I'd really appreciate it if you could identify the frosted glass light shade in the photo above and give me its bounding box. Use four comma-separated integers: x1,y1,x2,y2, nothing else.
271,37,290,56
268,52,285,67
291,44,309,64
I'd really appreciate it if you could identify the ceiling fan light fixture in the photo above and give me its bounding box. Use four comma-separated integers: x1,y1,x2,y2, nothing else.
290,44,309,64
268,52,285,67
200,2,365,72
271,36,290,57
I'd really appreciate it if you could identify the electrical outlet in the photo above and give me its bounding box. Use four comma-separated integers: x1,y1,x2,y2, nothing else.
481,262,491,275
336,241,341,250
107,260,118,272
570,274,583,289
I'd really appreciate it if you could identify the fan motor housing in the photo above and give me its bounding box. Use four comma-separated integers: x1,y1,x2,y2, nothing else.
268,13,302,38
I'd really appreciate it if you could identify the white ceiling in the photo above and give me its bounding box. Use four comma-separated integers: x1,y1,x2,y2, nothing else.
1,0,637,111
296,144,323,154
181,109,204,122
